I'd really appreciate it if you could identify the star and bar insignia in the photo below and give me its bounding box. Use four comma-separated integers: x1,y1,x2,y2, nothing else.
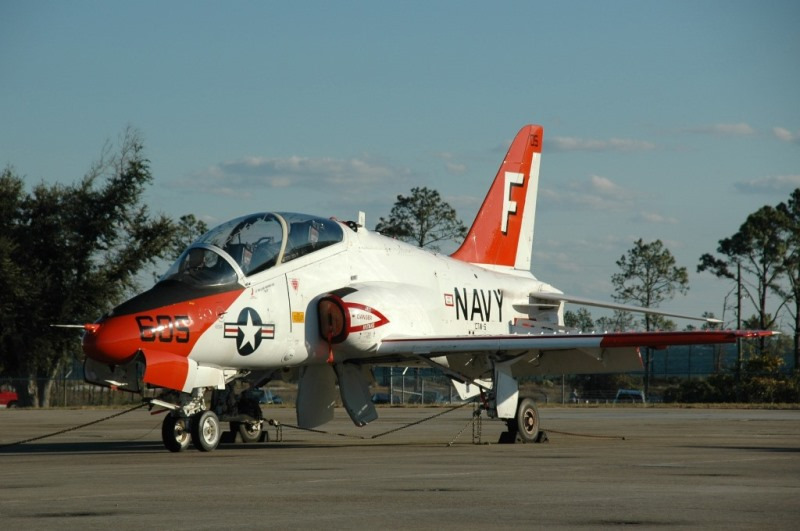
224,307,275,356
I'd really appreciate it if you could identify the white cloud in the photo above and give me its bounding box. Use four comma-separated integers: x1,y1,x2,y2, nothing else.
435,152,468,175
445,194,481,213
632,211,678,224
549,136,655,152
445,161,467,174
735,175,800,194
773,126,799,143
542,175,637,211
532,250,583,273
589,175,621,194
176,155,409,197
684,123,755,136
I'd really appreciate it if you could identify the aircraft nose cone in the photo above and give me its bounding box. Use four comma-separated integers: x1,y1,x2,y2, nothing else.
82,317,141,364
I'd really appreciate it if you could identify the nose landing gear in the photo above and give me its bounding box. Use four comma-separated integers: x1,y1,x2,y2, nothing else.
154,383,271,452
191,410,222,452
161,414,192,453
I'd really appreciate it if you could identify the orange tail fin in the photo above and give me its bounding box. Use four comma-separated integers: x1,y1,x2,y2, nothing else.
451,124,543,270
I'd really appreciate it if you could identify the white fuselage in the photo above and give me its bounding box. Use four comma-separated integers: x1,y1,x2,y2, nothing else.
188,224,559,371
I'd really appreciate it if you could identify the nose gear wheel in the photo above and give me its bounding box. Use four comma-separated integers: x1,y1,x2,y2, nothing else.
162,414,191,453
191,410,222,451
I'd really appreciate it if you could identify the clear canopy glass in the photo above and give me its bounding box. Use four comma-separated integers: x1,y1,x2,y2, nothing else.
160,212,344,287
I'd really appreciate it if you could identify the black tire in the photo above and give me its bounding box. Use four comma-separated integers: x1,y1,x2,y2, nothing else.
515,397,540,444
235,421,263,443
191,410,221,452
161,414,191,453
498,430,517,444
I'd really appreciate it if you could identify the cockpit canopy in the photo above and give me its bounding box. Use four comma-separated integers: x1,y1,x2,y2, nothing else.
161,212,344,287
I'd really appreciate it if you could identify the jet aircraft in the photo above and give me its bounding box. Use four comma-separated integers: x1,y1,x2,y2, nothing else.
81,124,772,452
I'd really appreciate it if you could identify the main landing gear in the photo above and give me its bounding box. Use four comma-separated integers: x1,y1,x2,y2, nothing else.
475,362,547,445
497,396,543,444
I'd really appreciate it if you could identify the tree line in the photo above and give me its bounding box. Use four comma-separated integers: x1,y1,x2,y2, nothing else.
563,189,800,402
1,129,206,406
374,185,800,402
1,129,797,405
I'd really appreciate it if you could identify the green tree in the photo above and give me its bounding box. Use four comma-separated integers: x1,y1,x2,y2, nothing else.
564,308,594,331
612,239,689,394
595,310,636,332
612,239,689,329
776,188,800,370
375,187,467,250
0,129,206,406
649,315,677,331
698,205,787,356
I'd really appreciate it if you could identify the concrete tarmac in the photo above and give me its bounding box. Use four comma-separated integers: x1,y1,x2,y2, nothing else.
1,405,799,530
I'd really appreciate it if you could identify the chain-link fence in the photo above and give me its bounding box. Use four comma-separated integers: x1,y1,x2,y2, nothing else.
2,341,796,408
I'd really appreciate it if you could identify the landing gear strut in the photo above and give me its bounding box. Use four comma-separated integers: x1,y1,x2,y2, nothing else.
436,359,546,445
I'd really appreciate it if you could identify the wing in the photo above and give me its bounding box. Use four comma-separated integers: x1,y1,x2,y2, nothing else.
372,329,773,377
379,329,769,354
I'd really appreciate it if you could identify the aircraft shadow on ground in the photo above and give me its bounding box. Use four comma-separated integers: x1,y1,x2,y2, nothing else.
0,438,473,455
0,440,165,455
682,445,800,453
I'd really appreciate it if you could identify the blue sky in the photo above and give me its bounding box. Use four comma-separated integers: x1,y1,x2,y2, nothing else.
2,1,799,328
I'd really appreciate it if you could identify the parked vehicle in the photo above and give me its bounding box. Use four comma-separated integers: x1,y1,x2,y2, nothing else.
371,392,402,404
0,389,19,408
246,387,283,405
614,389,646,404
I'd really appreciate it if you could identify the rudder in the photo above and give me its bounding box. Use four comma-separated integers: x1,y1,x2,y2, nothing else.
451,124,543,270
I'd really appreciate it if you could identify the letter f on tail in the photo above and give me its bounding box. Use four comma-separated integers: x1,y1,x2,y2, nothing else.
451,124,543,271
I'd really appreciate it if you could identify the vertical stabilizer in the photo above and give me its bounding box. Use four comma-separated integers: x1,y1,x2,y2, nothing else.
451,124,543,270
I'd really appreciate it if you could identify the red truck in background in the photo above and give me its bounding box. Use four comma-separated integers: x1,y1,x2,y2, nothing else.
0,389,19,408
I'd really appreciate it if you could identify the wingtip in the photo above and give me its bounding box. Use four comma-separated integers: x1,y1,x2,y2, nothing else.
734,329,779,338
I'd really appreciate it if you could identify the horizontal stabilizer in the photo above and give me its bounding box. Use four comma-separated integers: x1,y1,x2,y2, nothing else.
530,292,722,324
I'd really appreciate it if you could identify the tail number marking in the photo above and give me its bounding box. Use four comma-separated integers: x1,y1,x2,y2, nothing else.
502,171,525,234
